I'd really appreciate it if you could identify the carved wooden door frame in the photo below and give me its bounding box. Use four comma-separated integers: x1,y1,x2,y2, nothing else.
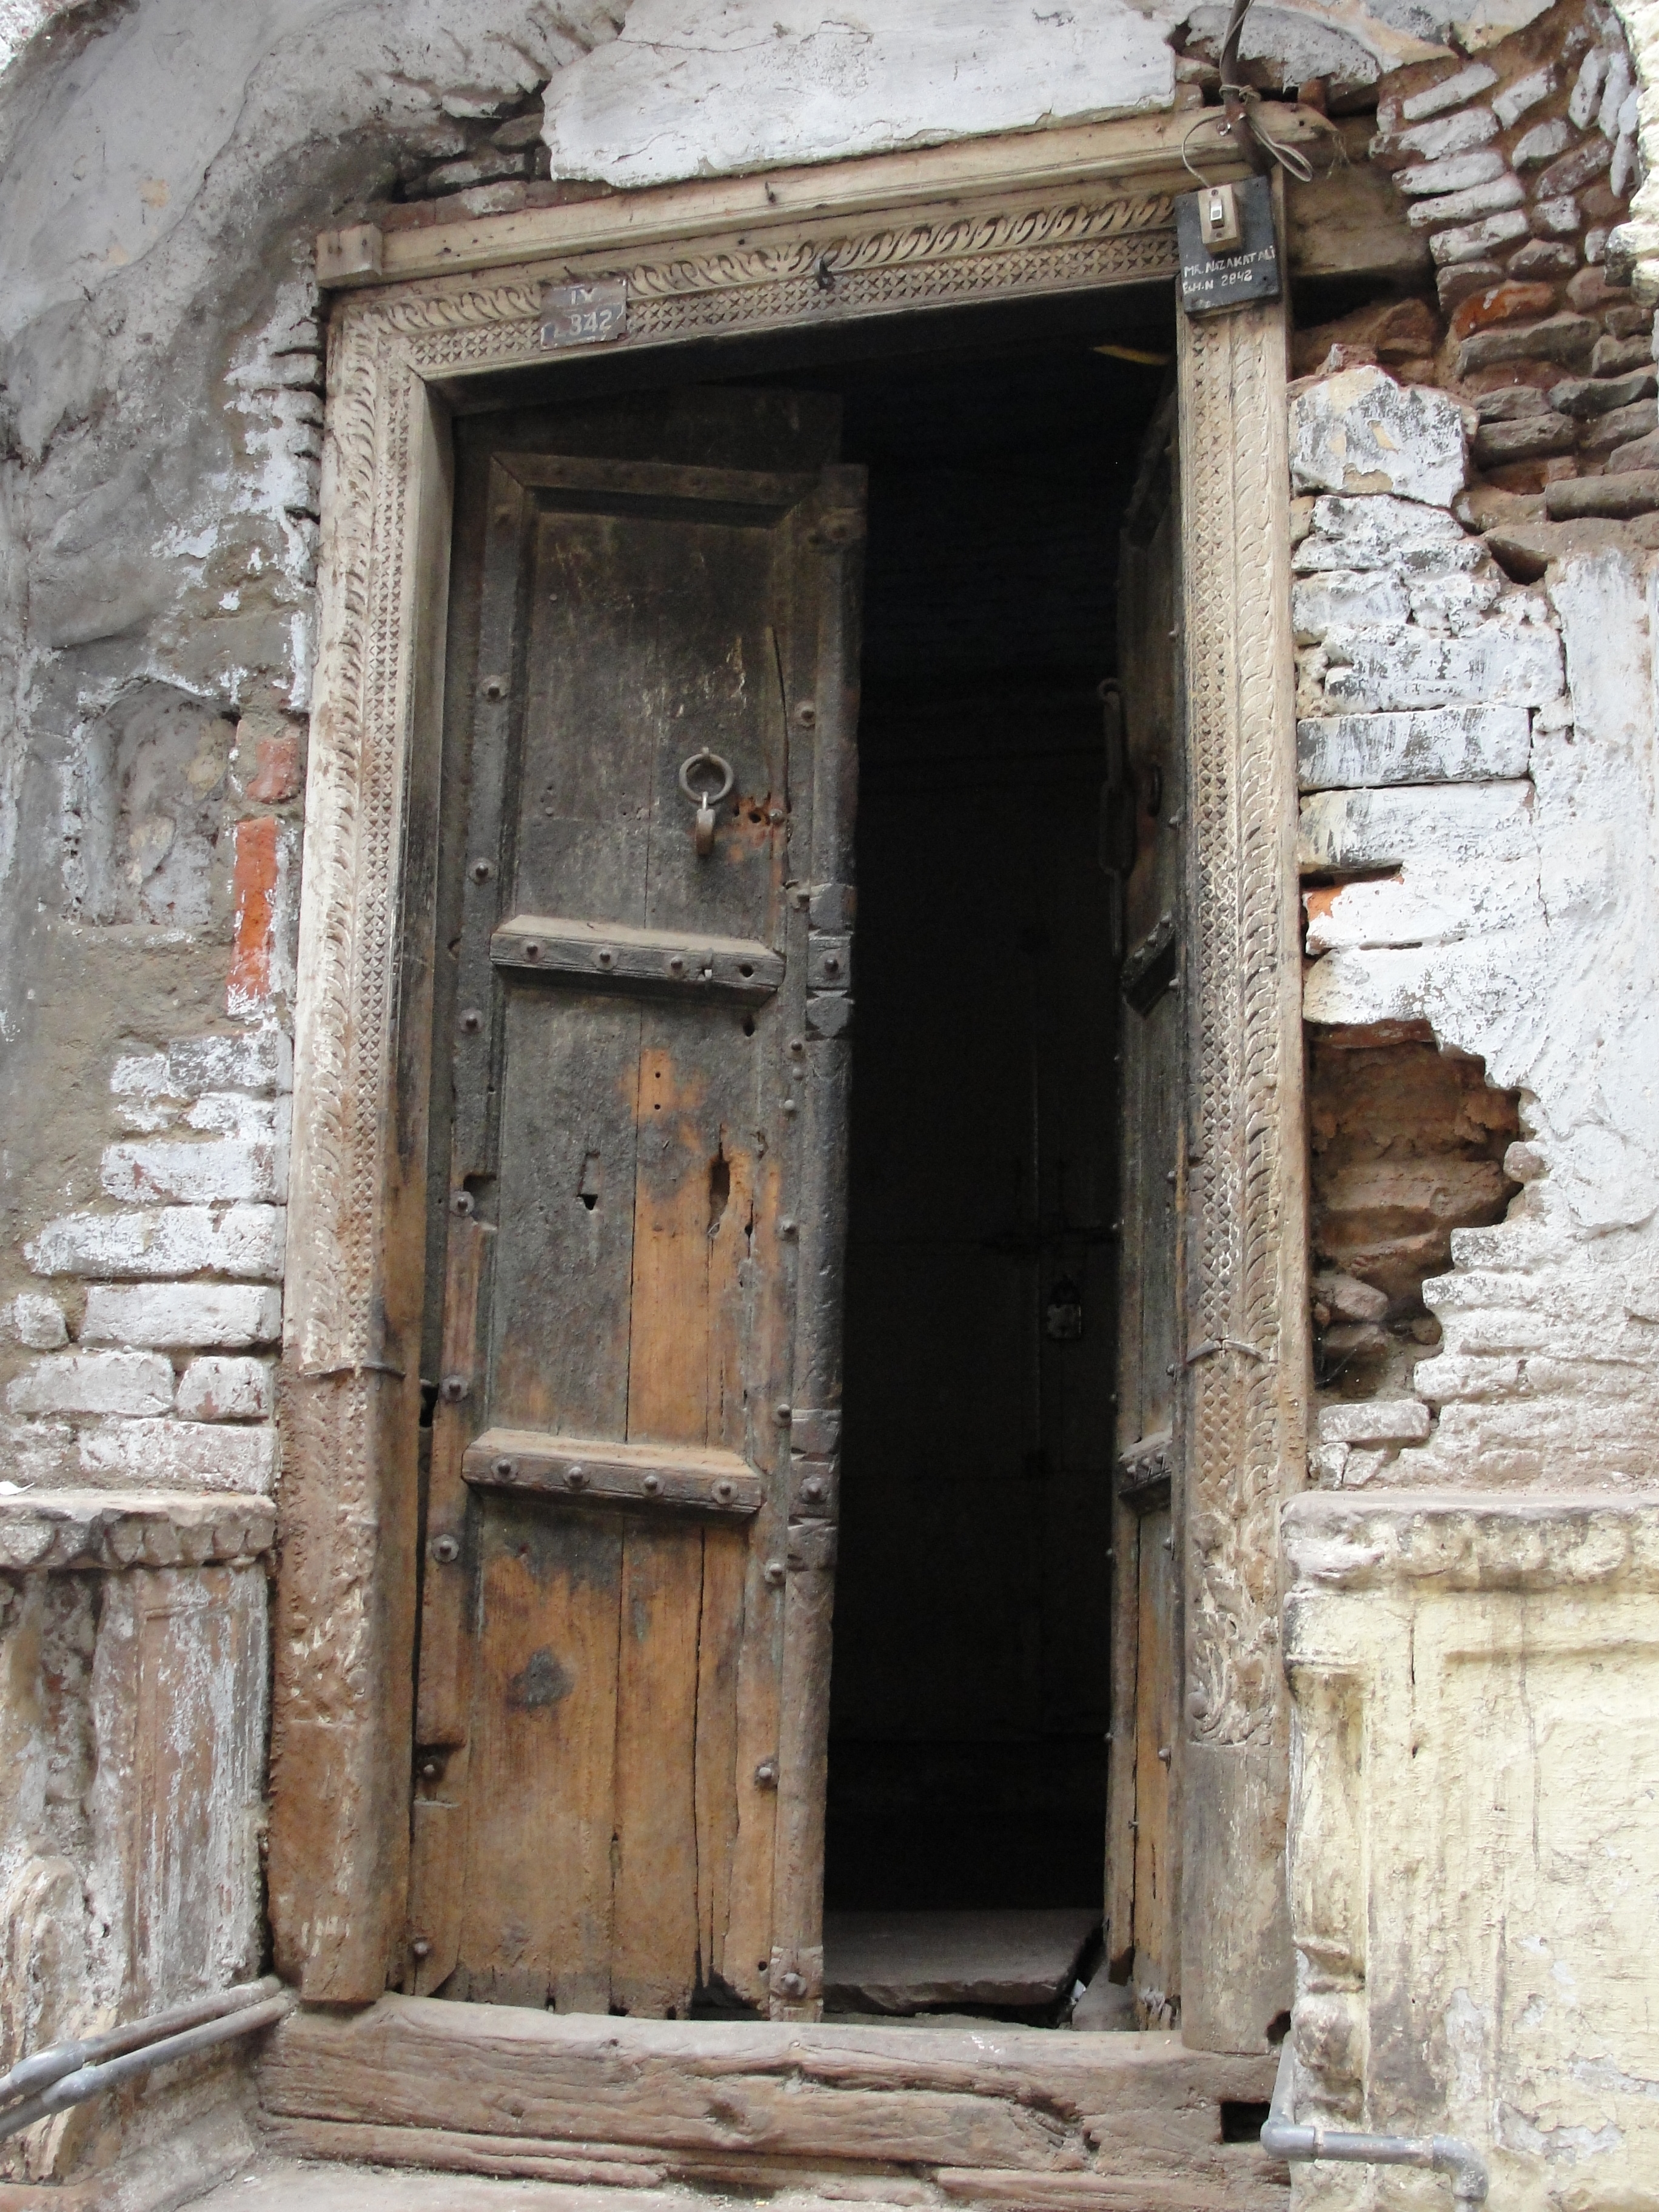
274,121,1310,2057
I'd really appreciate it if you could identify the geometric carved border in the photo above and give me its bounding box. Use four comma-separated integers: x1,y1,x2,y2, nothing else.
1175,293,1308,2053
270,172,1304,2038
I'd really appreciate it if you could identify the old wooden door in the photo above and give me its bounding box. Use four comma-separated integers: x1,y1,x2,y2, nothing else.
1105,390,1186,2025
406,389,864,2022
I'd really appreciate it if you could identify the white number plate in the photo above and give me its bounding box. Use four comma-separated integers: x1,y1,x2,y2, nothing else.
540,280,628,350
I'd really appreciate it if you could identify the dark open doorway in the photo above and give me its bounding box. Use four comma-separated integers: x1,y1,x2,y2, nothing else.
803,340,1171,2013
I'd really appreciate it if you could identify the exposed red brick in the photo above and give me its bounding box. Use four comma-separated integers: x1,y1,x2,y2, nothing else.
229,816,280,1010
249,731,301,804
1309,1029,1520,1328
1293,296,1439,377
1303,884,1344,929
1449,281,1559,343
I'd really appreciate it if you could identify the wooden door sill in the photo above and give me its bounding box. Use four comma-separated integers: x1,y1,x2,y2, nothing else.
259,1994,1285,2209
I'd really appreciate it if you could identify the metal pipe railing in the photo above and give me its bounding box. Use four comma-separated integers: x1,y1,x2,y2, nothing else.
0,1976,292,2142
1261,2039,1489,2205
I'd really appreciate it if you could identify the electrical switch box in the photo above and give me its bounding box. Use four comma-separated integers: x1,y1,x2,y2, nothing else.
1196,182,1244,253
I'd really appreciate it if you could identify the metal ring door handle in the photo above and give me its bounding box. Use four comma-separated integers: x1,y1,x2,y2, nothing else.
679,749,734,857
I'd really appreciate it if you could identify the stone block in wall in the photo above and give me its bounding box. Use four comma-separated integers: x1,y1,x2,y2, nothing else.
7,1353,175,1419
1292,571,1409,642
81,1284,281,1350
1301,779,1535,870
1456,311,1599,373
1406,172,1526,230
1393,62,1496,126
1578,398,1658,454
176,1359,273,1423
77,1419,278,1494
8,1293,67,1349
1282,1493,1659,2204
1431,208,1530,265
1472,410,1578,465
164,1030,291,1098
1290,367,1468,506
26,1205,286,1282
1298,706,1531,791
1321,616,1563,708
1316,1399,1432,1446
1294,492,1475,574
1396,146,1506,198
100,1139,286,1207
1301,780,1538,953
1549,367,1658,416
88,1561,268,2008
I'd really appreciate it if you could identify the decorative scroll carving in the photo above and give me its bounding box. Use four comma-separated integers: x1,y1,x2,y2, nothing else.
612,194,1176,295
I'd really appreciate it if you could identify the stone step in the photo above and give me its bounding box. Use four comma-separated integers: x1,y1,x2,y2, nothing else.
186,2159,914,2212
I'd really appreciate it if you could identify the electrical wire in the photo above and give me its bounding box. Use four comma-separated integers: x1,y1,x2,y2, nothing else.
1182,0,1327,186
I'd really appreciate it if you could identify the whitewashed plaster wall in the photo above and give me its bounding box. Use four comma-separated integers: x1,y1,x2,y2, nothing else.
1293,365,1659,1490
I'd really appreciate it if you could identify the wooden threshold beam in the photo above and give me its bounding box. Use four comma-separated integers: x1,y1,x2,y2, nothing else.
260,1996,1285,2207
315,108,1321,291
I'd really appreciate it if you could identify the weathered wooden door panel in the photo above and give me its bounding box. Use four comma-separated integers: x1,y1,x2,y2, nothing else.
1107,390,1186,2022
408,391,862,2021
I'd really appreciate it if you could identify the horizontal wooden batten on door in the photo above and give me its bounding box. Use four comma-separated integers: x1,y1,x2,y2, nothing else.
492,915,783,1002
464,1431,765,1518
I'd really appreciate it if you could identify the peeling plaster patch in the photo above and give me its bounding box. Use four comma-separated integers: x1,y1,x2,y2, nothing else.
1444,1986,1488,2105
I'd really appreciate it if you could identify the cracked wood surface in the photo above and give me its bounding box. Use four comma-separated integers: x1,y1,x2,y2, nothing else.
260,1997,1283,2204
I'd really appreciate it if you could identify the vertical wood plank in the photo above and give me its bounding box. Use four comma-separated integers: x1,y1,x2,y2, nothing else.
715,1151,791,2009
694,1523,749,1992
415,1210,491,1749
611,1522,703,2017
770,474,863,2020
1132,1503,1179,2016
491,996,643,1439
1111,392,1184,2002
627,1044,714,1449
455,1500,622,2013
